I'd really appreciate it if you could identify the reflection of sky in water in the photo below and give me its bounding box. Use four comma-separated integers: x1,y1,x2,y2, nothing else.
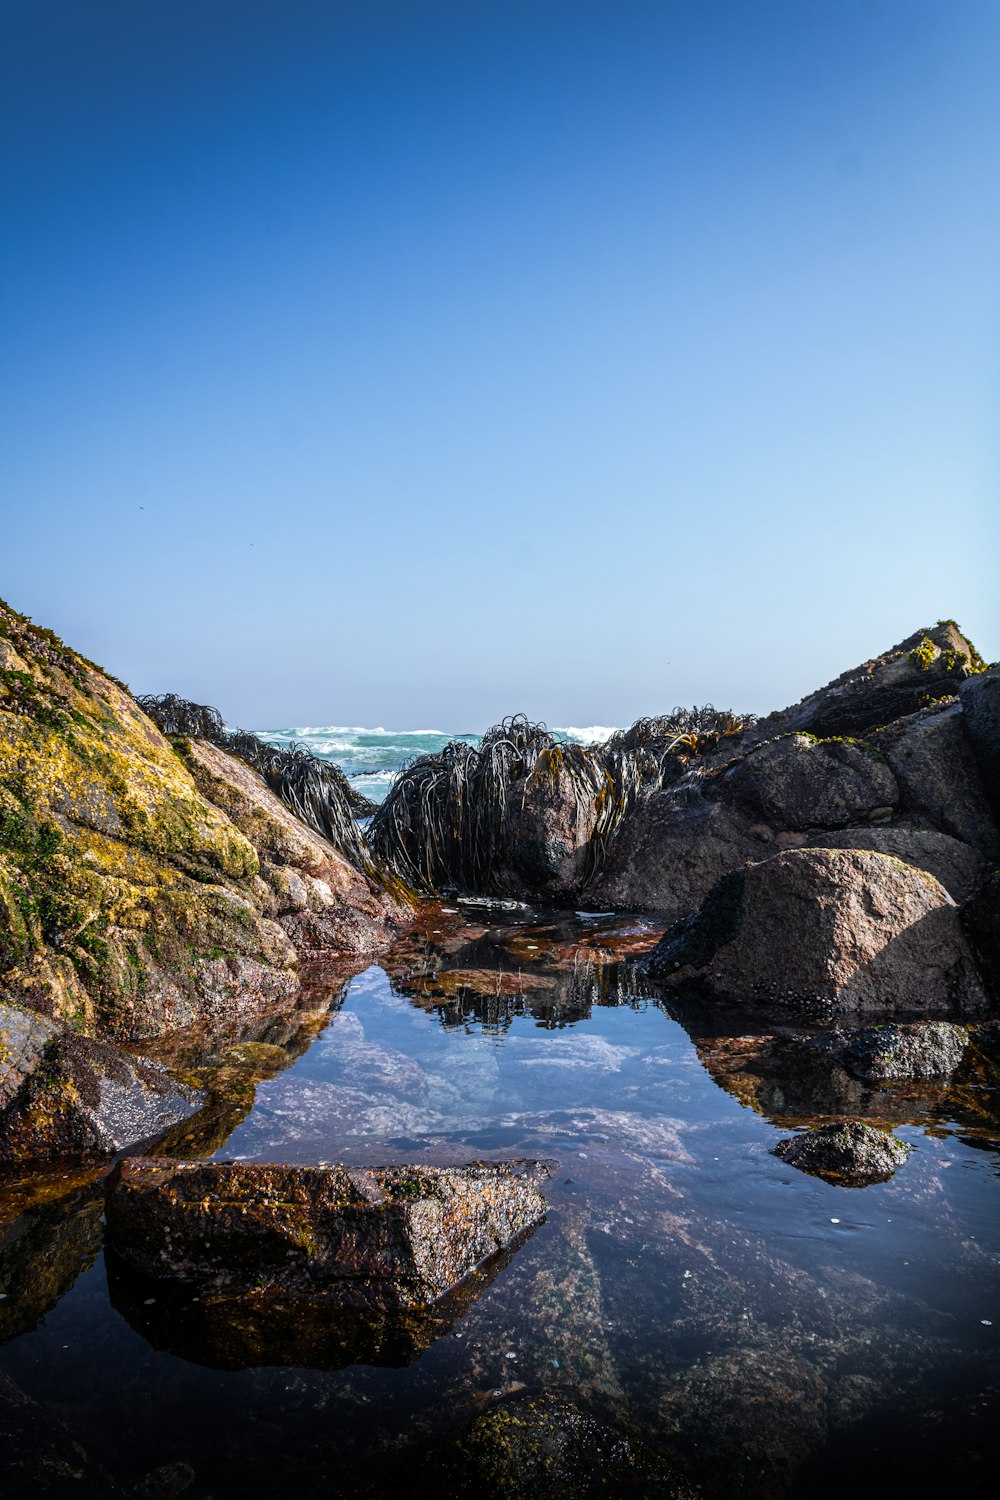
1,916,998,1498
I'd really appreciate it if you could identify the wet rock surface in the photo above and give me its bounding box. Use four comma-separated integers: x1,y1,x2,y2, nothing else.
772,1120,910,1184
811,1021,968,1082
644,848,988,1017
0,1007,201,1160
106,1157,548,1305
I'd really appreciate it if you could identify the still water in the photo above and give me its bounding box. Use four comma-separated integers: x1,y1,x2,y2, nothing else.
1,907,998,1497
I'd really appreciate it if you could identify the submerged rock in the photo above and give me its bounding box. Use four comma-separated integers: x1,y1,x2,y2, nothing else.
377,1394,695,1499
0,1369,123,1498
106,1157,547,1305
772,1119,910,1185
811,1021,969,1082
0,1002,201,1160
643,848,987,1017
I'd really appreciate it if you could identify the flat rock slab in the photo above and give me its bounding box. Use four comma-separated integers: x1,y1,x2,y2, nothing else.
106,1158,547,1307
773,1120,910,1185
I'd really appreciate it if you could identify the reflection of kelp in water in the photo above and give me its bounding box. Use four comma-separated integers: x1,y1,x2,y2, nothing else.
105,1219,541,1372
0,1169,106,1346
382,912,661,1033
662,995,1000,1144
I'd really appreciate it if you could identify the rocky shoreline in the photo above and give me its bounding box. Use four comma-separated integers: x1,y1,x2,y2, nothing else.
2,598,999,1496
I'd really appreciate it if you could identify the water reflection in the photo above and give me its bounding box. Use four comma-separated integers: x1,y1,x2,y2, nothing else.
0,908,997,1498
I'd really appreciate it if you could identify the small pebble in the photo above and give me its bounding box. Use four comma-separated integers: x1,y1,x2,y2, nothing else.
982,1320,993,1327
830,1218,841,1224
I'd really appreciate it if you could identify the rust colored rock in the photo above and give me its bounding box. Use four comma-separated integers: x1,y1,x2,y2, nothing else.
643,848,988,1017
106,1157,547,1306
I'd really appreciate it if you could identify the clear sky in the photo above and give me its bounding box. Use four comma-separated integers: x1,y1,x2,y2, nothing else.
2,1,998,730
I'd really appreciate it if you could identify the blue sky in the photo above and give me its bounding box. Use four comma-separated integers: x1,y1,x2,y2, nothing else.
2,1,998,730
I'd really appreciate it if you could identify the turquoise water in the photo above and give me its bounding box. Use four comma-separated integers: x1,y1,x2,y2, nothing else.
254,724,618,802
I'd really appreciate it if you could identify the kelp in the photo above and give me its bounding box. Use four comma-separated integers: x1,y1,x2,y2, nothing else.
368,707,756,898
135,693,378,874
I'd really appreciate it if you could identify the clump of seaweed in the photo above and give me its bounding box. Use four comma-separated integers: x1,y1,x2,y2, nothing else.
369,707,755,897
136,693,378,873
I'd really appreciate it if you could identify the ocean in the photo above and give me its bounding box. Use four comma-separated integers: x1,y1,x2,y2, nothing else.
252,724,619,803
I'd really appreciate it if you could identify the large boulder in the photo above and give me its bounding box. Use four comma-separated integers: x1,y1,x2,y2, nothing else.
746,620,985,743
0,596,301,1040
586,792,774,919
960,665,1000,816
106,1158,547,1306
772,1120,910,1185
178,737,412,955
874,703,1000,858
711,734,899,830
0,1001,201,1160
643,848,988,1017
804,821,987,902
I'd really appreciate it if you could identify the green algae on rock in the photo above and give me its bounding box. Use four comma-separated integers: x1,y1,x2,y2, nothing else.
0,595,409,1051
772,1119,910,1185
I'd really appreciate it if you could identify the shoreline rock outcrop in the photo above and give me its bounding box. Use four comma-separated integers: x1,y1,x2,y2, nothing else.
642,848,988,1018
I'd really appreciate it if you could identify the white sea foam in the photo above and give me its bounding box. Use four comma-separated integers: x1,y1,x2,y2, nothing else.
553,725,619,745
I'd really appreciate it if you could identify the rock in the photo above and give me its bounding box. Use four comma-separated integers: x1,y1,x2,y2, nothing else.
963,871,1000,1001
497,755,607,901
0,1369,124,1498
643,848,988,1017
105,1157,547,1305
0,1005,202,1160
746,620,985,742
712,734,899,830
587,792,773,918
810,1021,969,1082
0,596,410,1057
875,703,1000,858
960,665,1000,816
772,1119,910,1184
0,596,301,1041
178,738,411,955
377,1394,695,1499
805,820,987,902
